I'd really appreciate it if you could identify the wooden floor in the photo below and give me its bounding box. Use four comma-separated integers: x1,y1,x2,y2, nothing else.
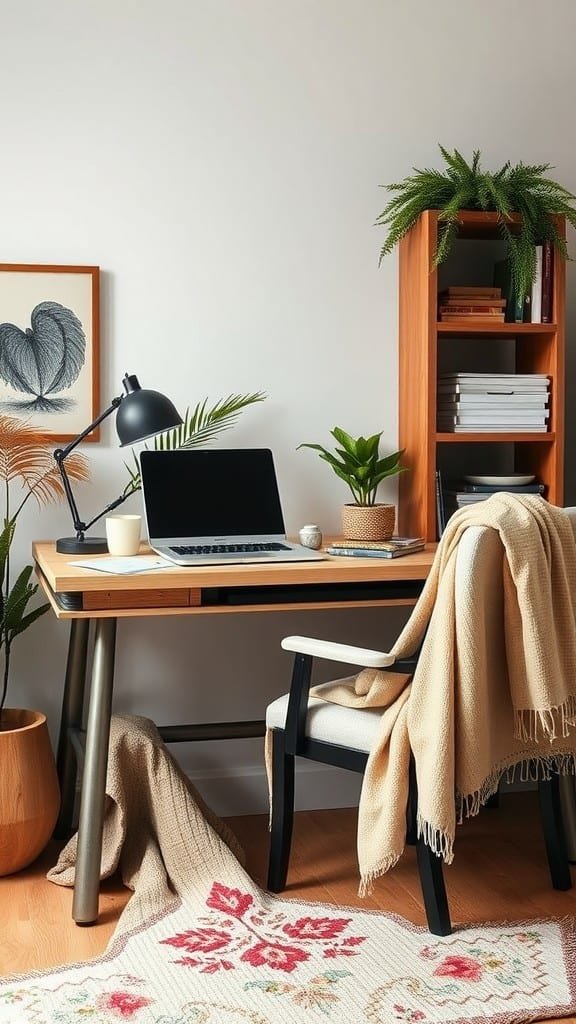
0,792,575,1023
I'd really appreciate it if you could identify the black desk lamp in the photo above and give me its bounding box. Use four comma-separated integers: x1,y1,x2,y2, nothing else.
54,373,182,554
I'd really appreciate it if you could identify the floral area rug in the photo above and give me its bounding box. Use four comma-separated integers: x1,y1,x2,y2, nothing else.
2,717,574,1024
1,879,574,1024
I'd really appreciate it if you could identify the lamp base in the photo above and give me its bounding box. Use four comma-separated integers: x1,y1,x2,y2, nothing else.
56,537,109,555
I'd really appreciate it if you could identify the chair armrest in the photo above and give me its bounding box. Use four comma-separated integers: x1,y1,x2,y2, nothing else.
281,635,395,668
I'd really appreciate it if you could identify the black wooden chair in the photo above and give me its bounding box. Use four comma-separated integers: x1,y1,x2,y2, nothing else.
265,525,573,935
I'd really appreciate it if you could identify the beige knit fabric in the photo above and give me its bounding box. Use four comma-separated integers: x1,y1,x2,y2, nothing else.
304,495,576,893
48,715,248,939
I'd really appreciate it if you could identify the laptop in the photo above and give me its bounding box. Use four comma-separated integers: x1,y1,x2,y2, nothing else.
140,448,327,566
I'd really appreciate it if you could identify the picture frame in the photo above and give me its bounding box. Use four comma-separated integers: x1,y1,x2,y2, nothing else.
0,264,100,442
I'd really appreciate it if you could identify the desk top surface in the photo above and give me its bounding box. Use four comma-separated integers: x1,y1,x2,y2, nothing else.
32,541,435,619
33,541,435,594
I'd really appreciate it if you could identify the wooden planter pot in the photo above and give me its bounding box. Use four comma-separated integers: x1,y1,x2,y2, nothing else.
0,709,60,876
341,503,396,541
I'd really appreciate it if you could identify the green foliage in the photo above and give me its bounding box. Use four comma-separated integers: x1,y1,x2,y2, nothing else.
0,416,89,720
376,146,576,301
298,427,406,506
0,519,49,718
123,392,267,496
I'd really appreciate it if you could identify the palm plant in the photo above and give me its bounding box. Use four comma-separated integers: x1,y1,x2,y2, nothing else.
0,416,88,722
122,392,266,496
298,427,405,506
376,146,576,302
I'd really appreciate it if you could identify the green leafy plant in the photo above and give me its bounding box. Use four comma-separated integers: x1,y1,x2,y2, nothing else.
122,391,266,496
298,427,406,506
0,416,88,723
376,146,576,302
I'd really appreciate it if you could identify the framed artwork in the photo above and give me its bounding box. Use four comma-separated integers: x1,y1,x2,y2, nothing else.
0,264,100,442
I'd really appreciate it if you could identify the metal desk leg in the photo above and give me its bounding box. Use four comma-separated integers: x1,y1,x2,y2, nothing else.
54,619,90,839
72,617,117,925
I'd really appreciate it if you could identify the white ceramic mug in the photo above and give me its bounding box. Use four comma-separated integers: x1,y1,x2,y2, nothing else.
105,514,142,557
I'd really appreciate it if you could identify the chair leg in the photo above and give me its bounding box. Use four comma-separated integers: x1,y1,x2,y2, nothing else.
267,729,295,893
538,775,572,891
406,756,418,846
408,756,451,935
416,838,452,936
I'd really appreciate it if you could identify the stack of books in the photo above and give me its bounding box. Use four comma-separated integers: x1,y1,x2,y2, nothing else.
438,286,506,323
437,373,550,433
493,243,553,324
326,537,425,559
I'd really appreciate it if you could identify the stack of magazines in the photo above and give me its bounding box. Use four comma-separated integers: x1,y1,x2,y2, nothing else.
437,373,550,433
326,537,425,559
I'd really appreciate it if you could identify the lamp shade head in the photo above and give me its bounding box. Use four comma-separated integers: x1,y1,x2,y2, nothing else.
116,374,182,446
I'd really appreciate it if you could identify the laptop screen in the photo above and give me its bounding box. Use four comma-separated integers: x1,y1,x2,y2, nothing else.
140,449,286,539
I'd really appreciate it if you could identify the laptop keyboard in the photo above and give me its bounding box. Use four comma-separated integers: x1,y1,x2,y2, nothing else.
170,542,292,555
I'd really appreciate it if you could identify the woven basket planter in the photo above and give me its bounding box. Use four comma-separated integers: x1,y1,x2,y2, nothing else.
341,503,395,541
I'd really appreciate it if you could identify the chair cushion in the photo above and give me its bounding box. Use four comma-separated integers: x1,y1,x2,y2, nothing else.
266,681,385,753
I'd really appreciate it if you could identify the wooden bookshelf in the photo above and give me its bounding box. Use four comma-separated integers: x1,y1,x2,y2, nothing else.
397,210,565,541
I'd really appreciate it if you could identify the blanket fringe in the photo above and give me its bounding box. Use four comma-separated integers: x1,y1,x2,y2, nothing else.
456,752,576,827
416,813,455,864
415,753,576,864
514,695,576,743
359,852,402,897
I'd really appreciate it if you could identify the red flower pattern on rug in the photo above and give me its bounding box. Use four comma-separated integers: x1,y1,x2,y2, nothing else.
95,990,153,1017
160,881,367,974
433,954,484,982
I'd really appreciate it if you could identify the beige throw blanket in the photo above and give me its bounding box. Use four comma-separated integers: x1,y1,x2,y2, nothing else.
308,495,576,893
48,715,247,938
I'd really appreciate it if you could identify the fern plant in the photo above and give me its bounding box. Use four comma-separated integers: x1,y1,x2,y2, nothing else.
123,391,266,496
376,146,576,302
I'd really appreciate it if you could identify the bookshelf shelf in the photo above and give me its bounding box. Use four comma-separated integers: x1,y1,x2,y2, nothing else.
398,210,565,541
437,323,557,336
436,432,556,444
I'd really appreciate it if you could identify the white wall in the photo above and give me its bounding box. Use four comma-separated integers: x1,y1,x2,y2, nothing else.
2,0,576,814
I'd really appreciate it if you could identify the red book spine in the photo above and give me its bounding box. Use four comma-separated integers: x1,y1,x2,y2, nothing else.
541,241,553,323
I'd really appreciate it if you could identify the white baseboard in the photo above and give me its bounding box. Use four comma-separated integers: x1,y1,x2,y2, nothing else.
182,759,362,818
73,762,536,821
181,762,535,819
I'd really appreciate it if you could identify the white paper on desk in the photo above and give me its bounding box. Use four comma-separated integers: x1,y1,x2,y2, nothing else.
70,556,174,575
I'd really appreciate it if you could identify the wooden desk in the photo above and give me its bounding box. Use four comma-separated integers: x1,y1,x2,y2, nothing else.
33,541,435,924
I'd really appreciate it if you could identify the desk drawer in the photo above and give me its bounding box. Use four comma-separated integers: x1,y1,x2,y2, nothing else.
83,588,201,610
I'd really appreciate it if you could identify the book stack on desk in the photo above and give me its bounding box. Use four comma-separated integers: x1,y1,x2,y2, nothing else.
326,537,426,559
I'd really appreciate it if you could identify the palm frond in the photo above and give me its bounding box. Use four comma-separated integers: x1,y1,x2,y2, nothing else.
0,415,89,503
23,454,89,508
154,392,266,451
0,415,92,717
125,391,267,493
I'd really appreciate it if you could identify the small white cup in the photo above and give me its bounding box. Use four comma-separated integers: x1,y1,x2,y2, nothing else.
105,515,142,557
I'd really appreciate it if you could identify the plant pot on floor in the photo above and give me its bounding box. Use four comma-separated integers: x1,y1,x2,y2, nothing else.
0,709,60,876
341,503,395,541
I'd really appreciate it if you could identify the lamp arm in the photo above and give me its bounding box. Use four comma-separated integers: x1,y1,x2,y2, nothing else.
82,491,132,533
54,395,124,540
56,396,123,460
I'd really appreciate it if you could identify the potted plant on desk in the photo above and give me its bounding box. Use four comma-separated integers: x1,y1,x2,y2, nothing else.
299,427,406,541
0,415,88,875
